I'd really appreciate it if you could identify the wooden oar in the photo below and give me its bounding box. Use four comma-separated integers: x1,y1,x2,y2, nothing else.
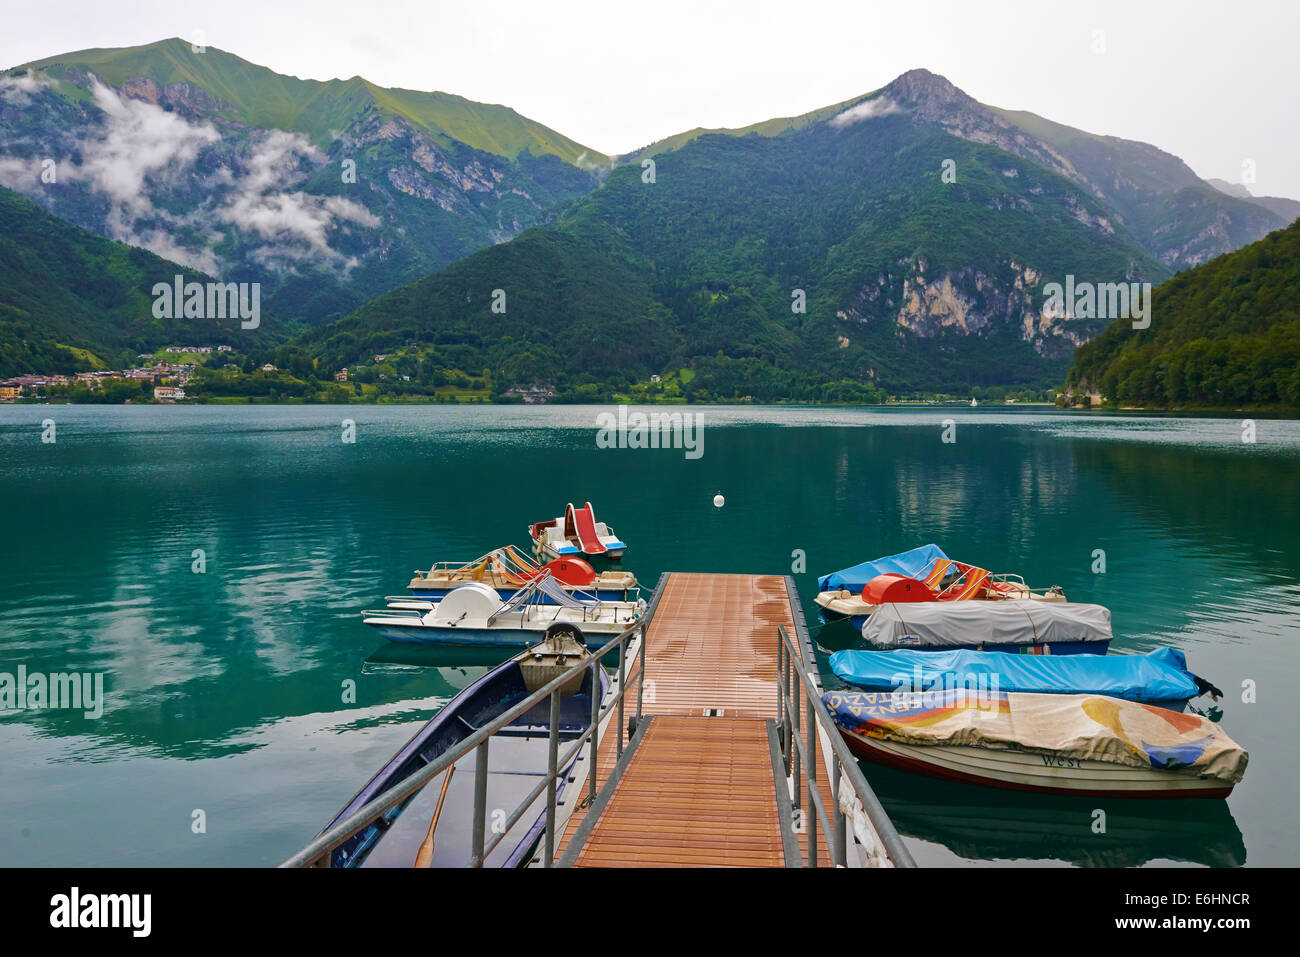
413,766,456,868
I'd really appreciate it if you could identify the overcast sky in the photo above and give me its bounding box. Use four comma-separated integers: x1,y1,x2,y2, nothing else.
4,0,1297,198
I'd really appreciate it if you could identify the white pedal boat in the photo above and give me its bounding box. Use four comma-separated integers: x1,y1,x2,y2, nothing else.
364,573,644,648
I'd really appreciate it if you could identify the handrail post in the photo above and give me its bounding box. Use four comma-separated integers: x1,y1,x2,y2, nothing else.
832,757,846,867
470,740,489,867
776,635,786,769
782,637,793,771
617,635,627,761
636,628,646,722
544,689,560,867
806,695,818,868
588,660,600,803
791,661,802,814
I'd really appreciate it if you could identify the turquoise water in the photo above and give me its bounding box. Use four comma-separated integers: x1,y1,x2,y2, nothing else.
0,404,1296,867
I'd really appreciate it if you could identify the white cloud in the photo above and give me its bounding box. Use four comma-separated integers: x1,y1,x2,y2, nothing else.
828,96,903,129
78,80,221,216
216,128,380,270
0,72,47,105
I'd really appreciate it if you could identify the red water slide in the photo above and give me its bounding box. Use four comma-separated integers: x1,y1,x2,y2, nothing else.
566,501,607,554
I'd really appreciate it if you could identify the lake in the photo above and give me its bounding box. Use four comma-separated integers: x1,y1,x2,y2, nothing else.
1,404,1296,867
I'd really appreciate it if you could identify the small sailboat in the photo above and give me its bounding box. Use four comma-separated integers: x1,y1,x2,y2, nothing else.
408,546,637,602
320,624,614,868
363,571,645,647
823,687,1248,799
813,544,1066,630
530,502,626,561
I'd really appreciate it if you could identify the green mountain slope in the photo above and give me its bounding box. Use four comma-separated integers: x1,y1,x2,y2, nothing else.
1067,219,1300,407
0,39,604,329
0,185,265,377
18,38,605,163
623,71,1289,271
302,75,1172,399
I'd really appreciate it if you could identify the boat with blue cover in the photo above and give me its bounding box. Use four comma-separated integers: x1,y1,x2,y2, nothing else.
814,544,1066,628
829,646,1221,711
320,625,613,868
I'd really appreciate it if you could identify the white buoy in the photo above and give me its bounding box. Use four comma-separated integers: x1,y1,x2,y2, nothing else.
713,493,725,508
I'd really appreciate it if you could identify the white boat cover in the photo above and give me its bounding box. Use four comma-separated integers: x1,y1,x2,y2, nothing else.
862,599,1111,649
823,688,1248,783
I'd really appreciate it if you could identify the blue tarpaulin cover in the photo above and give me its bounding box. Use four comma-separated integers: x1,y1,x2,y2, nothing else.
818,544,949,592
829,646,1201,705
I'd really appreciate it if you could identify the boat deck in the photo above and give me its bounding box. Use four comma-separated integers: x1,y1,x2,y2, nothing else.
555,572,833,867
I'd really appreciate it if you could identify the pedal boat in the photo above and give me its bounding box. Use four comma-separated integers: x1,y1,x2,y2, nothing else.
364,571,645,648
408,546,637,602
814,544,1065,629
530,501,625,561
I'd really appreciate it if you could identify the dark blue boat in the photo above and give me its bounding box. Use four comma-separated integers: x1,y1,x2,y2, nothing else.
323,635,610,868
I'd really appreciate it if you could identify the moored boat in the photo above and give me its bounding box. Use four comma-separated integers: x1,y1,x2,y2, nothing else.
814,544,1065,628
861,599,1113,655
530,502,626,561
408,546,637,602
321,625,613,867
829,646,1222,710
823,687,1248,799
363,571,645,647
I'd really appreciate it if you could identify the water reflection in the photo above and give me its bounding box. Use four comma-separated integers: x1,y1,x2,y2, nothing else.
868,763,1247,868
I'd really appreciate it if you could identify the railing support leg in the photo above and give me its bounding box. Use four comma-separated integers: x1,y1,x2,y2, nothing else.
806,697,817,868
617,638,626,761
832,757,846,867
791,666,802,814
470,739,489,867
588,661,600,804
544,689,560,867
636,629,646,723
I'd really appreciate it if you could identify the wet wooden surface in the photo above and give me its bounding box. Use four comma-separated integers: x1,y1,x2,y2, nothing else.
556,573,832,866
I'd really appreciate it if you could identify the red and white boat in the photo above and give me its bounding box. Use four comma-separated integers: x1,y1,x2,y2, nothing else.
529,502,626,561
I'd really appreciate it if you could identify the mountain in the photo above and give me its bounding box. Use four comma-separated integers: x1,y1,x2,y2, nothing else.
1066,219,1300,409
0,38,605,328
302,71,1178,399
1205,178,1300,225
0,184,264,377
627,71,1293,271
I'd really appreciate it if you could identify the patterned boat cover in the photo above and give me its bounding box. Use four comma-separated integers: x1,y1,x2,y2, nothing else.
823,688,1248,783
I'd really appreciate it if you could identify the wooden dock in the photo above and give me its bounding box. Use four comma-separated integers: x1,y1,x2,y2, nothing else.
555,572,835,867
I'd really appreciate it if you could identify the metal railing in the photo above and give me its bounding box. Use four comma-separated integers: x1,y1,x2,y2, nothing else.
280,620,646,869
775,624,915,868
